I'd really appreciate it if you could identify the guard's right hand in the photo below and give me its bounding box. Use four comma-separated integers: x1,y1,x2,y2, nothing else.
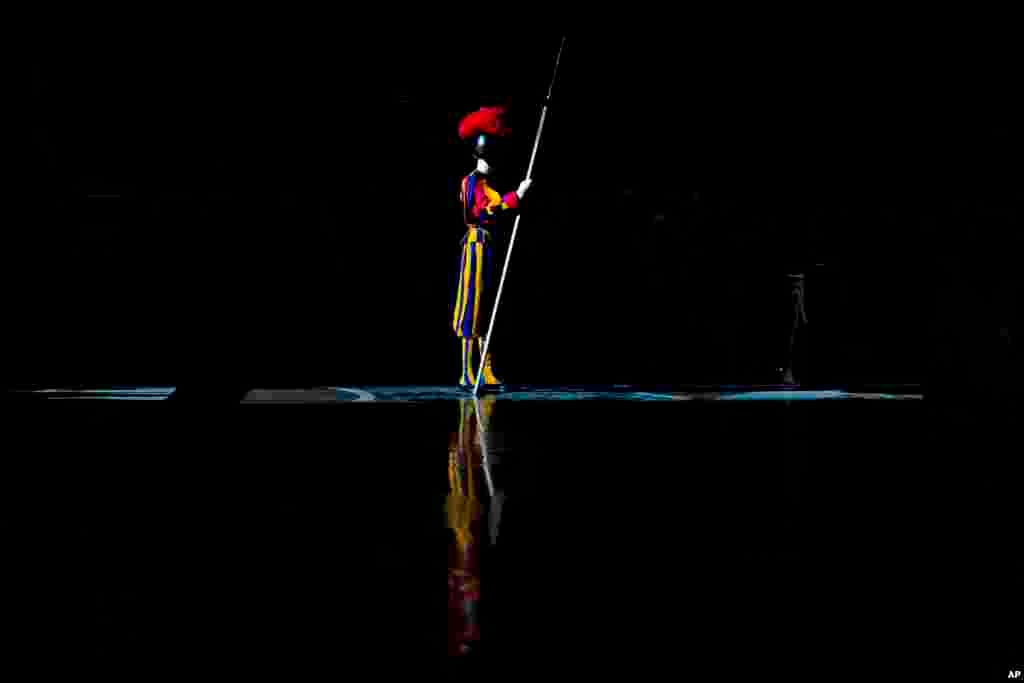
516,178,533,198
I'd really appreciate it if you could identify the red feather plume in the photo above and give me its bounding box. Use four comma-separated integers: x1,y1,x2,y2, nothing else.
457,106,510,140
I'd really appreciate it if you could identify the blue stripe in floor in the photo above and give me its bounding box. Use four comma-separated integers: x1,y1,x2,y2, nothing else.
328,387,917,402
33,387,176,395
235,386,926,403
27,387,177,400
720,390,847,400
46,395,172,401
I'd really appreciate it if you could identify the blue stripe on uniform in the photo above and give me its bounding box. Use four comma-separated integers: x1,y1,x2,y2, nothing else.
454,245,466,332
462,244,478,337
465,175,477,224
483,241,492,292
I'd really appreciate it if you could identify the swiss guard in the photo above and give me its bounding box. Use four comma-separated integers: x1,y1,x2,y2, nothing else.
452,105,532,389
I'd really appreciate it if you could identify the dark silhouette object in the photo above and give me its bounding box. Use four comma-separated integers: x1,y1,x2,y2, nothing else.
781,272,809,385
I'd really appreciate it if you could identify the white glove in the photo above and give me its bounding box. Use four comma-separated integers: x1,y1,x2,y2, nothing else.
516,178,532,199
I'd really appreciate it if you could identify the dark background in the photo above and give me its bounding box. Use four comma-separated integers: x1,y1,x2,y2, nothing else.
14,27,1020,393
8,23,1021,678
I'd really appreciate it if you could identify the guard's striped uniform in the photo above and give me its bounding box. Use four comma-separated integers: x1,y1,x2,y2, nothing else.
452,172,519,339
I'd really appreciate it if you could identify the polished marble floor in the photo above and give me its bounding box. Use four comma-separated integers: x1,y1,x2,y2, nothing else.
2,385,1017,678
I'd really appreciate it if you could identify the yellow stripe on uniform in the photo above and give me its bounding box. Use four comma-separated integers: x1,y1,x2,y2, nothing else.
456,243,473,332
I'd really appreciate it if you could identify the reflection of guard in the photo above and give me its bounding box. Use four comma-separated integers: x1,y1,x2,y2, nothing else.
445,397,498,656
452,106,532,388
